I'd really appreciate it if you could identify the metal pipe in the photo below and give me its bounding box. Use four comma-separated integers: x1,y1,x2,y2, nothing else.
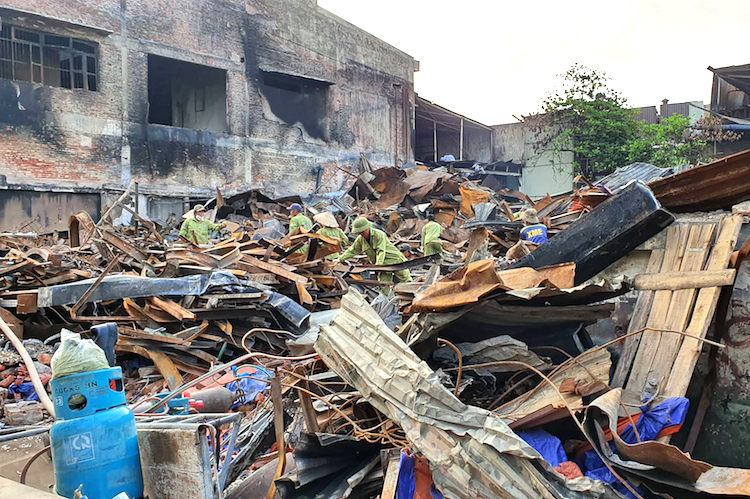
0,316,55,417
0,426,51,443
459,118,464,161
433,120,437,162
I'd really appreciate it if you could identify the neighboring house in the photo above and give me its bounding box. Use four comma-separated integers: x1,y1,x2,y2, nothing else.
492,120,575,199
660,99,706,124
635,100,706,125
709,64,750,156
0,0,418,230
414,96,493,165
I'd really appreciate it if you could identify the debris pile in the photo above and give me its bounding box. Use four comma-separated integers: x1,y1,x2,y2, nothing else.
2,152,750,499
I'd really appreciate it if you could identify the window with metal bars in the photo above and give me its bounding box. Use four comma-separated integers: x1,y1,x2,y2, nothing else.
0,24,98,91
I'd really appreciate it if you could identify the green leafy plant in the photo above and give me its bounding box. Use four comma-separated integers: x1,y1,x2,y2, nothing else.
529,65,742,175
530,64,640,176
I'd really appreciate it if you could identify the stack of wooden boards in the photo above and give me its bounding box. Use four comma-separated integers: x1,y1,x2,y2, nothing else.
612,215,743,407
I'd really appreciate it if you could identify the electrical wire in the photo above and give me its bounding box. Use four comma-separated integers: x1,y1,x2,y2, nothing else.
455,359,644,499
20,445,50,484
144,351,319,414
531,345,641,443
437,338,462,397
241,328,297,354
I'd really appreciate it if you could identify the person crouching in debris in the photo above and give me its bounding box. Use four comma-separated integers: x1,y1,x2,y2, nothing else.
314,212,348,259
507,208,548,260
421,217,444,262
520,208,548,244
338,217,412,293
8,365,52,403
179,204,225,246
288,203,313,254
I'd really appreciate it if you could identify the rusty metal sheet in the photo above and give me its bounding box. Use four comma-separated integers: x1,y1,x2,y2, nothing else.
100,229,149,264
406,260,576,313
649,148,750,212
584,389,750,496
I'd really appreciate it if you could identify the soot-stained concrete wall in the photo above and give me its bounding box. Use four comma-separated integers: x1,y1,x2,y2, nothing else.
0,0,417,211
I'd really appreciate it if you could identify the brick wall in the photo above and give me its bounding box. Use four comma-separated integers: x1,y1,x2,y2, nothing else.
0,0,416,203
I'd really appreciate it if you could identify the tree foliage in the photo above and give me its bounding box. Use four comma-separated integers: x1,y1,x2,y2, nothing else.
629,114,741,167
531,64,742,176
532,64,640,177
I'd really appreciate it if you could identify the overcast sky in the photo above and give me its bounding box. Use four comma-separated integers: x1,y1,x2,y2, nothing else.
317,0,748,126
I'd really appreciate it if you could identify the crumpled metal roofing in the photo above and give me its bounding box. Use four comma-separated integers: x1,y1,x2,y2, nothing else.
596,163,675,192
315,289,620,499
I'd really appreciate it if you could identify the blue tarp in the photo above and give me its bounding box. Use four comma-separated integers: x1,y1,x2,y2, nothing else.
517,428,567,467
225,368,271,409
8,381,39,402
581,396,689,499
397,451,443,499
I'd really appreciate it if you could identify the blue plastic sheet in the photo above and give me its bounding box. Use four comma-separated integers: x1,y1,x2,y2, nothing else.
517,428,567,467
620,395,689,445
397,451,443,499
580,397,689,499
225,368,271,409
8,381,39,402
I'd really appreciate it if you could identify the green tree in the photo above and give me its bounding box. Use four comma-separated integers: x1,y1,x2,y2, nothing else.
629,114,740,167
532,64,640,177
628,114,705,167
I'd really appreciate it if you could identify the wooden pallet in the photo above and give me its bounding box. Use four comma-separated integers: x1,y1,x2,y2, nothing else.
613,216,743,401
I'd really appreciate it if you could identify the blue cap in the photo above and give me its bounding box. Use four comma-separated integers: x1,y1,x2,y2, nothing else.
289,203,303,211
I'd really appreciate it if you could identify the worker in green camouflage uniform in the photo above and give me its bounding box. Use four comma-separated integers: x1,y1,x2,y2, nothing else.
288,203,313,254
179,204,225,245
339,217,412,293
314,212,349,260
421,218,443,262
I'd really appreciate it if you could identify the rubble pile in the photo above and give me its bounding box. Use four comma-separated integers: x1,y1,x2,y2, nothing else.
3,153,750,498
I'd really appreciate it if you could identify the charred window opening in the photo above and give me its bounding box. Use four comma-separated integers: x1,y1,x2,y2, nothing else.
0,24,98,91
260,71,329,140
147,55,228,133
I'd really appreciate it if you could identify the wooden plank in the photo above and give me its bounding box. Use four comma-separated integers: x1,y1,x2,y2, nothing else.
118,327,189,345
146,350,183,390
610,247,665,391
238,256,308,285
114,343,182,390
644,223,716,393
499,200,514,221
665,215,743,398
148,296,196,321
381,458,401,499
0,308,23,339
295,281,313,306
633,269,736,290
16,293,38,314
625,224,689,392
299,389,319,434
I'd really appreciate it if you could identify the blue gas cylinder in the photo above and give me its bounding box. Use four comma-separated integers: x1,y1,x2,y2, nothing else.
50,367,143,499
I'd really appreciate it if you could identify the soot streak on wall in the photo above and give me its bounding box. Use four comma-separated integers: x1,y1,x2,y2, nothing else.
0,0,417,210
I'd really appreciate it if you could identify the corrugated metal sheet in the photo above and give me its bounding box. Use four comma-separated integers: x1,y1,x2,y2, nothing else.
597,163,674,192
661,102,691,120
649,148,750,212
636,106,658,125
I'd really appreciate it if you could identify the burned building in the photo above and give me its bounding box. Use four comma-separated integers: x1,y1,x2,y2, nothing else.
0,0,418,230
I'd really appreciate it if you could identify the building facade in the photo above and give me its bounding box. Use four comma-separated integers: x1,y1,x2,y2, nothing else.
492,121,574,198
0,0,417,229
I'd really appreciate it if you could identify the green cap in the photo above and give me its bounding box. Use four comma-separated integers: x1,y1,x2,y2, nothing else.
351,217,373,234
